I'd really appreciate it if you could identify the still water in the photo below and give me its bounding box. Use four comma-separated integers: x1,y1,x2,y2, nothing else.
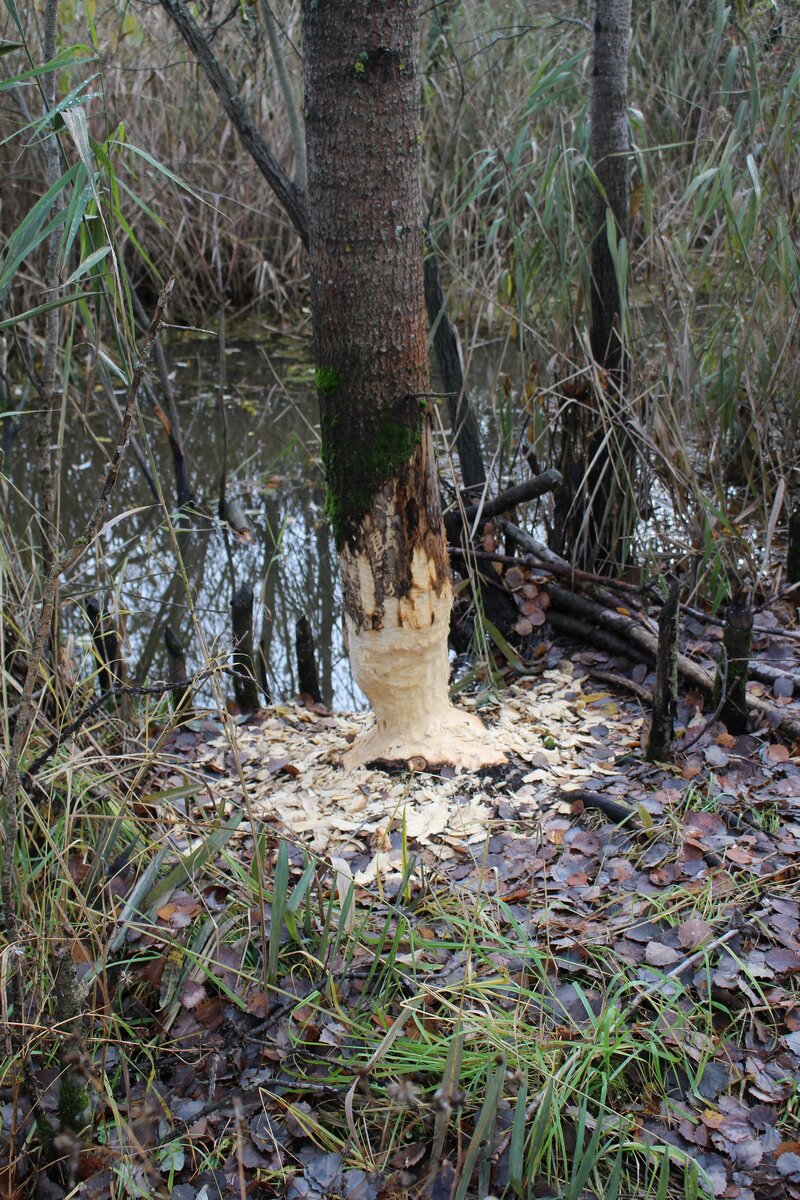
2,327,517,711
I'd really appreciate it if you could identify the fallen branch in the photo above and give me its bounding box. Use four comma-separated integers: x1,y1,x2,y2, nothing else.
542,578,800,740
446,470,562,539
498,518,641,614
562,788,638,825
587,668,653,705
546,609,650,665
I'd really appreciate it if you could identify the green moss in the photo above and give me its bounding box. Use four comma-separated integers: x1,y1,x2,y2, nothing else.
314,365,342,396
373,406,417,469
59,1077,90,1130
321,397,423,548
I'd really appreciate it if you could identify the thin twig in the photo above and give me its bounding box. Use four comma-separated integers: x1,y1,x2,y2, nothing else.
625,927,739,1015
21,667,214,780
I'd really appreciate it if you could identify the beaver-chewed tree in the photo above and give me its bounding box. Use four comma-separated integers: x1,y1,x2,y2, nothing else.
301,0,504,770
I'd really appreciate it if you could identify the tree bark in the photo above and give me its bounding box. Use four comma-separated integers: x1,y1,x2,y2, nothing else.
301,0,503,769
646,579,680,762
590,0,631,375
714,592,753,735
556,0,634,574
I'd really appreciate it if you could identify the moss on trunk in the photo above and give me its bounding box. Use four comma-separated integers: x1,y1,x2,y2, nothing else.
320,390,425,548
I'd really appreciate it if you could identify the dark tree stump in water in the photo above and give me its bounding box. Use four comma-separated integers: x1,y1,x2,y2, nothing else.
423,235,485,494
231,584,261,713
85,599,124,695
164,625,192,713
295,615,322,705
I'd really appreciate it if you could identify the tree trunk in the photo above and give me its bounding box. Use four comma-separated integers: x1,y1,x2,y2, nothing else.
714,592,753,735
423,235,486,493
590,0,631,375
558,0,634,573
301,0,503,770
646,579,680,762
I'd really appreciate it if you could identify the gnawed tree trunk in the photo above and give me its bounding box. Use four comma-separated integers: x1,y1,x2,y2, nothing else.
302,0,503,770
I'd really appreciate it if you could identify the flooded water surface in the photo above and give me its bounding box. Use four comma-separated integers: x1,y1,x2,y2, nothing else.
3,326,518,711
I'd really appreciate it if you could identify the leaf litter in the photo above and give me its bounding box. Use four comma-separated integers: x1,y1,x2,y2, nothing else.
12,645,800,1200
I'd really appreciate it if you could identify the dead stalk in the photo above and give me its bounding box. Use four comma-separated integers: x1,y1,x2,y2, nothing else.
37,0,62,583
0,279,173,1083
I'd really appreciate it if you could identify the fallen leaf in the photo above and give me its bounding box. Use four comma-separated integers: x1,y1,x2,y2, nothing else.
725,845,754,865
181,981,206,1009
645,941,681,967
678,916,713,949
766,948,800,974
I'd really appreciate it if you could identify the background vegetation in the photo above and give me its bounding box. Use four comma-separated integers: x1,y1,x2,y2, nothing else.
1,1,799,1197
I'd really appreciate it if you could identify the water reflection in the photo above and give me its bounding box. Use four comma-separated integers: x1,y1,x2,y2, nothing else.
3,328,524,712
3,333,359,710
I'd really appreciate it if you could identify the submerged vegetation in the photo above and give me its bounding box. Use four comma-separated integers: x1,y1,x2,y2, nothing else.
1,0,799,1197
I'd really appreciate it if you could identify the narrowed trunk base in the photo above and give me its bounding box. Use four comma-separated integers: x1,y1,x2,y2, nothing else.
341,571,505,771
